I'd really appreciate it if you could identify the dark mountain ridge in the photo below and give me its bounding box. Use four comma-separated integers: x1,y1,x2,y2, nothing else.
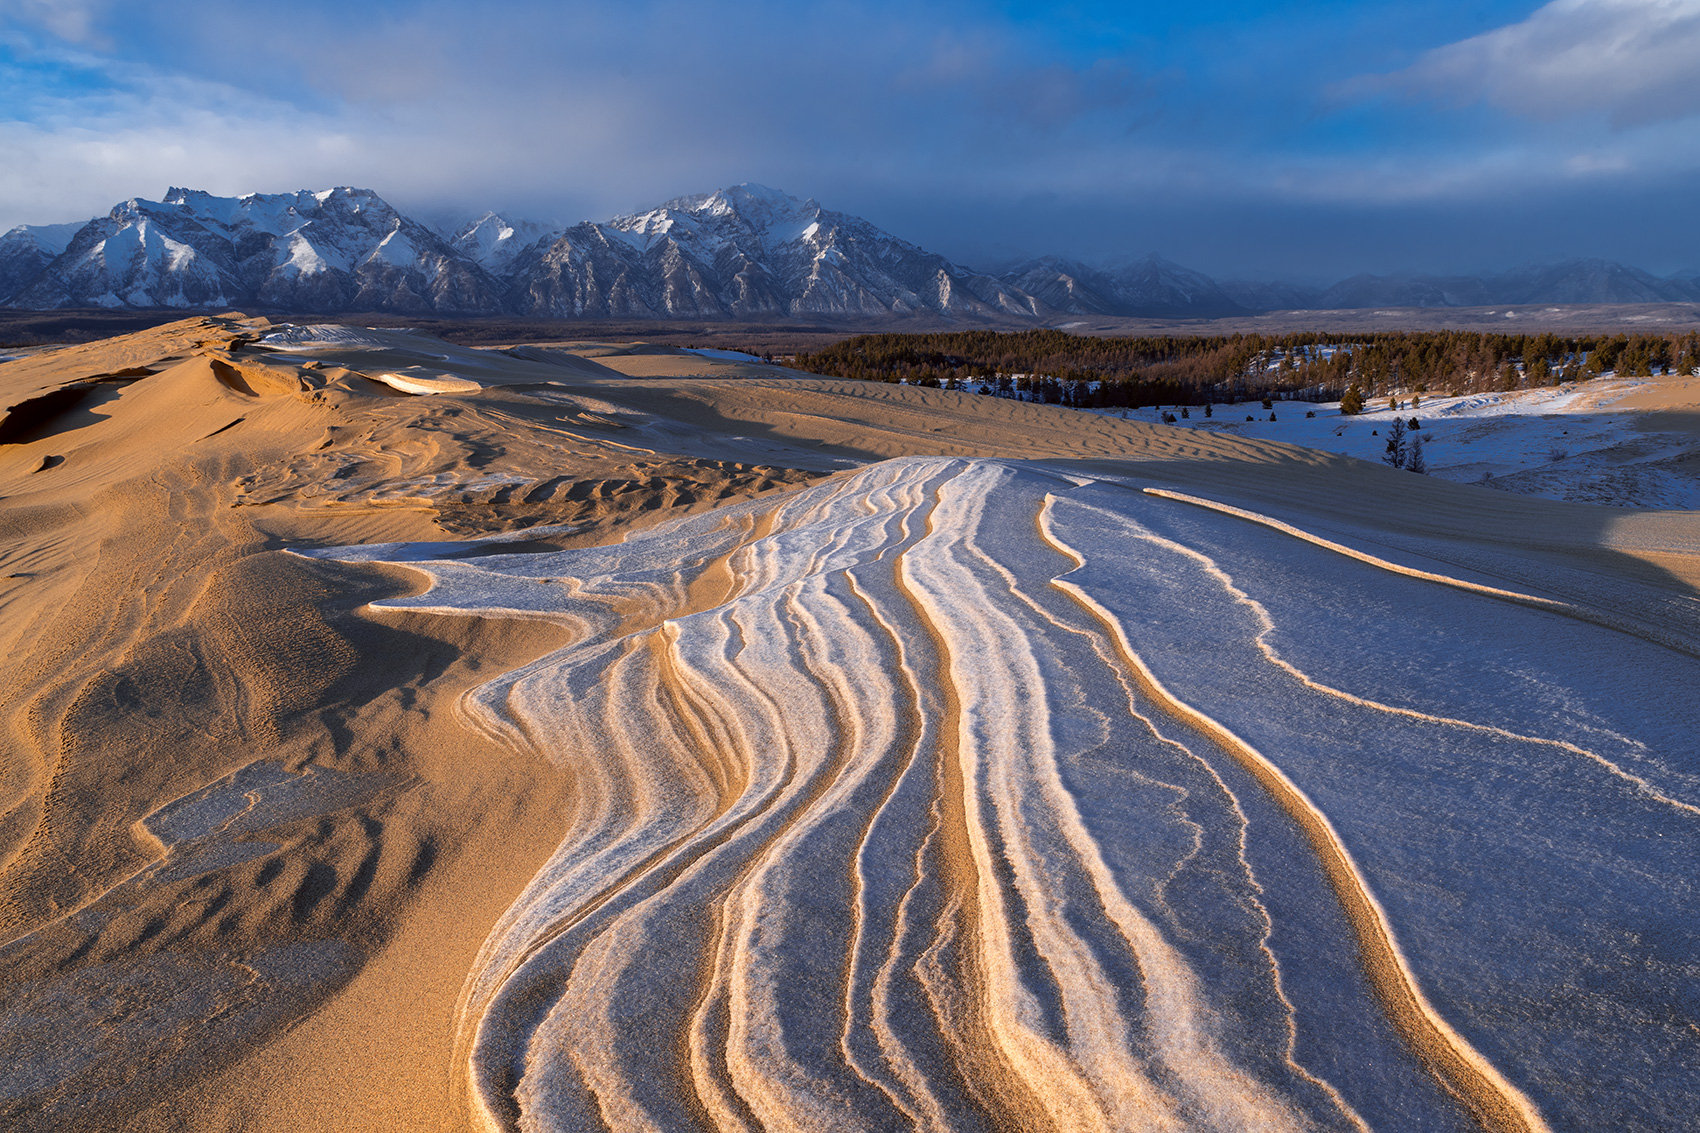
3,185,1694,319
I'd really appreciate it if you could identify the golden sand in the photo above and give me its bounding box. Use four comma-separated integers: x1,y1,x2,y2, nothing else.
2,316,1697,1131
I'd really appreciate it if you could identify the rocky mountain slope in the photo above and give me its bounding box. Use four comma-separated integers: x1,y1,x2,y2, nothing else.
0,222,82,309
5,185,1697,319
448,212,565,276
0,185,1043,321
1496,258,1695,305
4,188,504,315
506,184,1040,320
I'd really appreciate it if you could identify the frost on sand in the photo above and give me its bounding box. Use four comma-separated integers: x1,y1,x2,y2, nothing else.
305,457,1700,1133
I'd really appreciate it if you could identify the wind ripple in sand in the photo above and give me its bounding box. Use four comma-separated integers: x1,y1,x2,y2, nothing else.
303,457,1699,1133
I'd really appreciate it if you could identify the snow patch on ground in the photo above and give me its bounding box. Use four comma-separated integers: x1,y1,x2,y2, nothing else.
369,369,481,395
1114,375,1700,508
299,455,1700,1132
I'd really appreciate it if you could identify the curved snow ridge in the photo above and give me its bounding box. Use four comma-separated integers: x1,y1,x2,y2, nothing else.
448,457,1379,1132
1140,489,1571,613
897,466,1348,1133
1140,488,1700,658
1092,495,1700,821
950,512,1371,1132
1167,527,1700,822
1036,501,1550,1133
301,455,1697,1132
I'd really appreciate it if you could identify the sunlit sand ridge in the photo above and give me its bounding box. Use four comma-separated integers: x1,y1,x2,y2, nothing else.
307,455,1700,1133
5,317,1696,1129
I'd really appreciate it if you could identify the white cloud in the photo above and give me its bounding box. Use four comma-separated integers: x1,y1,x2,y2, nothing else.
0,0,108,43
1381,0,1700,125
0,54,405,230
0,2,1176,233
5,0,1700,267
1563,150,1632,174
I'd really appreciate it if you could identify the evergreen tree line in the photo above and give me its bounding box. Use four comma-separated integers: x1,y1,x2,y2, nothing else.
787,329,1700,406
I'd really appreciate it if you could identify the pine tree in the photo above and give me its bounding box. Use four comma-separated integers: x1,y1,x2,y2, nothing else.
1340,384,1364,415
1383,417,1408,469
1407,432,1427,474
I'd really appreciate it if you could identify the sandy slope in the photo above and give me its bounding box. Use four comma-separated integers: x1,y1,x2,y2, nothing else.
0,318,814,1131
1,317,1697,1132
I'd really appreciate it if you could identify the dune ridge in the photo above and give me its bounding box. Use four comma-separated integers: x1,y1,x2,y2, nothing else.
1140,488,1700,658
6,317,1698,1131
1130,492,1700,819
302,453,1700,1131
1037,500,1549,1133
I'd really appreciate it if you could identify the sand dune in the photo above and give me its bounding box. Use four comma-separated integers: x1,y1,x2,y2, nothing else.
1,317,1697,1131
305,456,1695,1132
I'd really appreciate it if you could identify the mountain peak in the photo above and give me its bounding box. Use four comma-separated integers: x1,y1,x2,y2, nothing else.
449,210,564,271
11,182,1695,318
2,184,500,314
305,186,383,204
724,182,796,204
640,183,810,223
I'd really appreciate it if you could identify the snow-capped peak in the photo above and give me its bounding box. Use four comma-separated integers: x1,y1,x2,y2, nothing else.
600,184,834,263
1,221,84,256
697,182,805,219
449,211,564,271
2,181,1047,320
2,185,507,314
615,184,813,231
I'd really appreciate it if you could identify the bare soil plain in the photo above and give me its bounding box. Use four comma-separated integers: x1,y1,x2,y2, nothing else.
1,315,1697,1132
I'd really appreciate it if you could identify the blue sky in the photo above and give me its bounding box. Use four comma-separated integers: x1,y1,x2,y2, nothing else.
2,0,1698,279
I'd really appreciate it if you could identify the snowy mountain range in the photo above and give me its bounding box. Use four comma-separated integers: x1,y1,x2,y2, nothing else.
0,184,1038,321
501,184,1040,320
2,187,504,315
3,184,1697,319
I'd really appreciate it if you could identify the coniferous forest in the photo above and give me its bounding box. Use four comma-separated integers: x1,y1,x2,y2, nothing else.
787,329,1700,408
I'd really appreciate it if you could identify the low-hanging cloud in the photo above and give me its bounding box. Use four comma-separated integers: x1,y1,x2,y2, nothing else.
0,0,1174,231
1376,0,1700,127
3,0,1700,275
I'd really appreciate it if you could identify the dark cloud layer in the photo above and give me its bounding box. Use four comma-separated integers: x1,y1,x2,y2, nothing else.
2,0,1697,278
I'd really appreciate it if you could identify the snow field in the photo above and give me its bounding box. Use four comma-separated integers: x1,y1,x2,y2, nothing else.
303,456,1699,1132
1114,376,1699,508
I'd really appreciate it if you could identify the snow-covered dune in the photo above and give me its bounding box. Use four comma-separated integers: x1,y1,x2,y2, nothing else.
1121,375,1700,509
303,456,1700,1133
